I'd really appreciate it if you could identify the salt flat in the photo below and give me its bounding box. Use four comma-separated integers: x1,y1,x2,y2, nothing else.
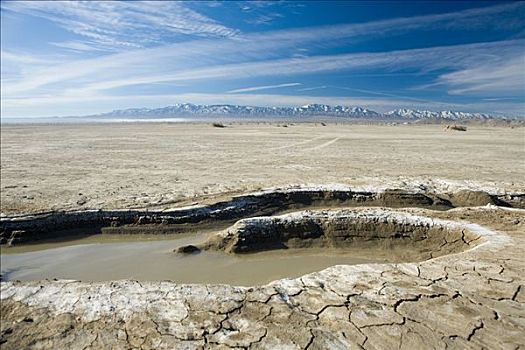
1,122,524,214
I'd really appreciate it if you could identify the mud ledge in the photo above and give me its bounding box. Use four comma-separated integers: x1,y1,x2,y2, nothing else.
199,209,480,261
1,186,522,245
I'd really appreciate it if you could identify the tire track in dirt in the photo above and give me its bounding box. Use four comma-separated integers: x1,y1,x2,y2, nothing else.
304,137,341,151
271,136,325,150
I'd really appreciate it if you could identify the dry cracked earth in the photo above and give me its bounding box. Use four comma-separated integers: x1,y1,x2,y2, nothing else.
1,204,524,349
1,124,524,349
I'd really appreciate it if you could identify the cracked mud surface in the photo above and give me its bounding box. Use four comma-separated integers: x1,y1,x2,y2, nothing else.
1,124,524,349
1,206,524,349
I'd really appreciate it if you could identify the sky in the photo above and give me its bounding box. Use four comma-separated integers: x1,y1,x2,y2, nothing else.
1,0,524,117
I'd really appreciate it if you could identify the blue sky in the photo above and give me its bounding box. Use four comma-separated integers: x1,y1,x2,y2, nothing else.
1,1,524,117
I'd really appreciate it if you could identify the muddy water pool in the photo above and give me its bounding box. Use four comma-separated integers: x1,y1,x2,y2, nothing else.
1,232,418,286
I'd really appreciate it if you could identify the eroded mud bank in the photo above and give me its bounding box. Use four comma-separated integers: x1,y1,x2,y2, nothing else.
1,186,522,245
200,209,480,261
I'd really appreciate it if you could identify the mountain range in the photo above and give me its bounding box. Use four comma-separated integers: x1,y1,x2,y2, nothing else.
86,103,518,121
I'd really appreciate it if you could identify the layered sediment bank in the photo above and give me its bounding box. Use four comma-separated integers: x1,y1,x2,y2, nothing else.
1,186,523,246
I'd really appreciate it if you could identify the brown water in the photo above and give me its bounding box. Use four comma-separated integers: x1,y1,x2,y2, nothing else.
0,233,415,286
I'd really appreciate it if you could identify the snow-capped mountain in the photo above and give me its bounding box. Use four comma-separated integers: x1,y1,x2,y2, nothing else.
384,109,494,120
88,103,512,120
93,103,382,118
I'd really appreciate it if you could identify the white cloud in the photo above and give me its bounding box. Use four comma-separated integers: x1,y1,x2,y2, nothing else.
327,86,441,104
1,1,238,50
245,12,284,26
5,39,522,98
297,86,327,92
3,1,524,95
227,83,301,93
2,39,524,120
438,56,525,95
1,50,67,83
77,40,525,93
243,2,525,47
0,50,60,65
50,41,105,52
483,97,519,101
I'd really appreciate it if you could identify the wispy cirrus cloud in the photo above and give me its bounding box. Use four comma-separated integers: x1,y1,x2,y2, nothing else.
1,1,239,51
244,11,284,26
297,86,327,92
437,56,525,95
242,2,525,48
4,0,524,54
73,40,525,93
2,0,524,95
410,54,525,97
4,38,523,97
0,50,60,66
227,83,301,93
0,49,66,83
49,41,106,52
2,38,523,118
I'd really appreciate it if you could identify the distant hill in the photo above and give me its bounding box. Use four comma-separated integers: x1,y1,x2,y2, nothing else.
84,103,521,122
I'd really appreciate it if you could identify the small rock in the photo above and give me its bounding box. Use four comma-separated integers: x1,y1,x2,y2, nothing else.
76,197,88,206
175,245,201,254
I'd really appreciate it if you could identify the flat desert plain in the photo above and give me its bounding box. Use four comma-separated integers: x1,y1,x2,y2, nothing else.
1,122,524,214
